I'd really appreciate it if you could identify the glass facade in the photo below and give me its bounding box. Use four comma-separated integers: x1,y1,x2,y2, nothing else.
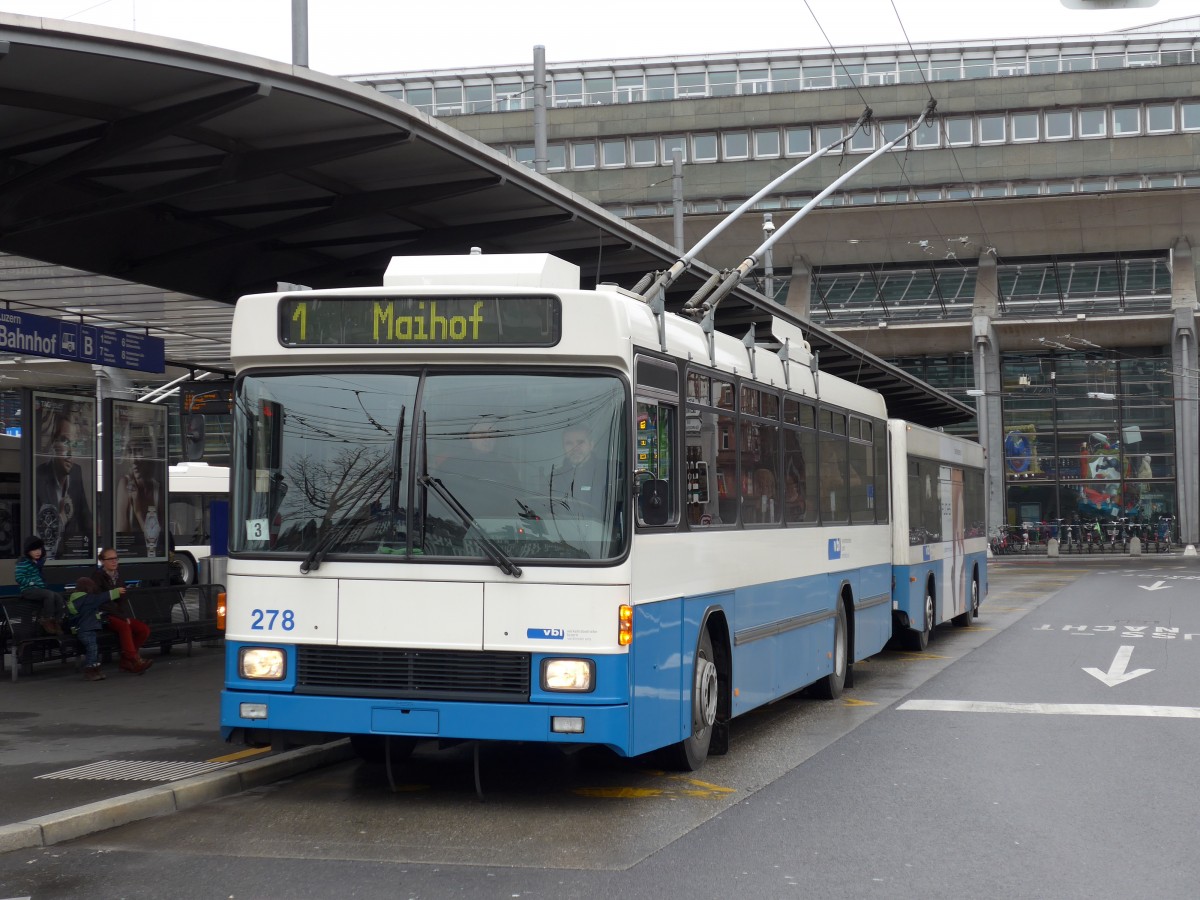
999,351,1176,531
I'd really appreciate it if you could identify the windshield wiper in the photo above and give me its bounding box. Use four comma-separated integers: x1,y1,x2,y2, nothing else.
300,483,383,574
419,474,523,578
387,406,407,543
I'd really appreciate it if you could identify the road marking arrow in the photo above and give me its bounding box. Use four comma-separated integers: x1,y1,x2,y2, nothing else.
1083,645,1154,687
1138,580,1171,592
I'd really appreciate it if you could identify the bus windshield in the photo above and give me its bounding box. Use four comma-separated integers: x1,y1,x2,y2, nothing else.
232,370,628,563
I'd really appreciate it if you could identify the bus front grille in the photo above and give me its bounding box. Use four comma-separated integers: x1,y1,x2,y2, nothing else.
294,646,531,702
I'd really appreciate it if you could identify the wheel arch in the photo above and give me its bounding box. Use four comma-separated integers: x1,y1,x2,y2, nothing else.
838,579,856,662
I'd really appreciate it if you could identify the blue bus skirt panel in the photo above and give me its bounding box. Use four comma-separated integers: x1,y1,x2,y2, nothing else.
893,561,935,630
220,641,638,755
893,553,987,631
852,563,894,661
628,595,688,758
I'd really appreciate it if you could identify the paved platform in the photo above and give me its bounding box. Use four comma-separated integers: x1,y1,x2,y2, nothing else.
0,642,351,853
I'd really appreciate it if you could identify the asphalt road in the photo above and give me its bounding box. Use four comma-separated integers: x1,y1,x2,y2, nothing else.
2,556,1198,899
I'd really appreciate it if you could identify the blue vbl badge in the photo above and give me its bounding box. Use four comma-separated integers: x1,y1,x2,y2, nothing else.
923,545,932,562
827,538,842,560
527,628,565,640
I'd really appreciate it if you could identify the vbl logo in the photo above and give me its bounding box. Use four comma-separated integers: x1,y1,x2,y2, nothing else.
922,546,932,561
527,627,565,640
828,538,842,560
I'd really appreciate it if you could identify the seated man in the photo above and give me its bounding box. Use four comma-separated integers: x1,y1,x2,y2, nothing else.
66,576,153,679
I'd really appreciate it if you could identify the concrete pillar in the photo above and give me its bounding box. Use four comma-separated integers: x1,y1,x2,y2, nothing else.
1169,238,1198,546
783,256,810,318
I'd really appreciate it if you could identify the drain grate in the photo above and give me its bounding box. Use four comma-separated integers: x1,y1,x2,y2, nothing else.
37,759,233,782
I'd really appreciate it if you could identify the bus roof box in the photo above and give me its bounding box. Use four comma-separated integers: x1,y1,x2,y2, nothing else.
383,253,580,290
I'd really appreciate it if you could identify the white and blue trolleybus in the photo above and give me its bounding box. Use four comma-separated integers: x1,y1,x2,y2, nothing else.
220,252,986,769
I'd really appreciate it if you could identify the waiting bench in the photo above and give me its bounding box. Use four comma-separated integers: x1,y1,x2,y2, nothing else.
1,583,224,682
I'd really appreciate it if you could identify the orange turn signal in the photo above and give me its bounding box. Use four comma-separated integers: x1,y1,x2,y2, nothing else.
618,604,633,646
216,592,227,632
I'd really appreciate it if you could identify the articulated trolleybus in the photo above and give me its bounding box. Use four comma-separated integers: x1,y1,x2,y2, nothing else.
220,252,986,769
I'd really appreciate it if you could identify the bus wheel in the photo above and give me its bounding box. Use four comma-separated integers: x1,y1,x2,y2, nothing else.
350,734,416,765
904,588,934,651
665,629,718,771
811,602,847,700
174,553,196,586
952,578,979,627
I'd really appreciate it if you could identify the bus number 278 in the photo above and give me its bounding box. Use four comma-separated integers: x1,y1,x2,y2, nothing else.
250,609,296,631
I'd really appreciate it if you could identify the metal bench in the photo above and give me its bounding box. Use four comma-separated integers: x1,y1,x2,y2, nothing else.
2,584,224,682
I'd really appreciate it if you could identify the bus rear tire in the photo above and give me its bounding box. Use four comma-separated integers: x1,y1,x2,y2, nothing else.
665,629,718,771
811,602,847,700
952,578,979,627
903,588,934,651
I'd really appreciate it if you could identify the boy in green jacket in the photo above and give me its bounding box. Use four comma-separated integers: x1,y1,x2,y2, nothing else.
66,577,152,681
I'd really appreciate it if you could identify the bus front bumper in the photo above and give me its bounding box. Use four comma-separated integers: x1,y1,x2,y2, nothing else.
220,689,632,754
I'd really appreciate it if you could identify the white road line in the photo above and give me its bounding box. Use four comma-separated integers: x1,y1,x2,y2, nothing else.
898,699,1200,718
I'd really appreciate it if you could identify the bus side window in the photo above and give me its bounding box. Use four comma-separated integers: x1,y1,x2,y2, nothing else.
635,401,677,527
819,408,848,524
685,385,733,528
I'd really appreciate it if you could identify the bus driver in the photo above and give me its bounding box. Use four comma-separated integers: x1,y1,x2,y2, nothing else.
554,425,609,512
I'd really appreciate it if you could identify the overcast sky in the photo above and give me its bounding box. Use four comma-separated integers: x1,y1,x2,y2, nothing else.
0,0,1194,75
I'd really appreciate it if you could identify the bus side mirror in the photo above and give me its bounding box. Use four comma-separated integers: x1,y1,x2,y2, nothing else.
639,479,669,527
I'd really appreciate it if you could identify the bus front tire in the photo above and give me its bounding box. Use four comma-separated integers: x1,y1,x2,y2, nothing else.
811,602,847,700
665,629,718,771
952,578,979,627
903,588,934,651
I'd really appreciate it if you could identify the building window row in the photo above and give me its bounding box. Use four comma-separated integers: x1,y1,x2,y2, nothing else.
360,43,1198,117
507,99,1200,172
605,172,1200,219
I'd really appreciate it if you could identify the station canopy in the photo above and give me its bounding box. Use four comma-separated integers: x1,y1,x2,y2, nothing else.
0,13,971,426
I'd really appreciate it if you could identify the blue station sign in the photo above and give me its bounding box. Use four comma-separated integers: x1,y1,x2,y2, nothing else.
0,308,165,373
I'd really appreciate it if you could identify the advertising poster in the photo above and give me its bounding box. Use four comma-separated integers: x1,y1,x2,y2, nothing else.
109,399,168,562
31,392,97,562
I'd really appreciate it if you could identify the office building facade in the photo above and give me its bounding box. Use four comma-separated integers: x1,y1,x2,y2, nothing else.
350,19,1200,543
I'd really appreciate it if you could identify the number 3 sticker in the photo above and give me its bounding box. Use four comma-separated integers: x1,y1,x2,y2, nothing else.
245,518,269,540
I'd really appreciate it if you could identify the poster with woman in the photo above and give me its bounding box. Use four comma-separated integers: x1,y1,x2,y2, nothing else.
109,399,168,561
31,392,97,562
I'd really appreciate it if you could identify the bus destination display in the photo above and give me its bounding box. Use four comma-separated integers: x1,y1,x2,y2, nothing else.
280,295,561,348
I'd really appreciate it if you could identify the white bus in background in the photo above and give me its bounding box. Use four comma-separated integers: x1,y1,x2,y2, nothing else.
167,461,228,585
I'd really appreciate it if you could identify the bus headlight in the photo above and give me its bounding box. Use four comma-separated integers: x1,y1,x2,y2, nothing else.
541,658,594,692
239,647,286,680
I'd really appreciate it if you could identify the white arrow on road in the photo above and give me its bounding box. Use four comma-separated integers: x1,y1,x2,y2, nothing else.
1083,645,1154,687
1138,580,1171,592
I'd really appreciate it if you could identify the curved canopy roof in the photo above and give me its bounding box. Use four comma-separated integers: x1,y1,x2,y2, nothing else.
0,13,971,426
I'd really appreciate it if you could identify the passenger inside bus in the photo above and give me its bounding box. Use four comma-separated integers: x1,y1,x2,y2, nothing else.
430,420,522,519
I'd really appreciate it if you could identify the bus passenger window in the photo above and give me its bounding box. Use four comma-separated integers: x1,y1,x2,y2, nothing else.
685,379,733,528
820,432,848,523
783,427,817,524
636,401,677,527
